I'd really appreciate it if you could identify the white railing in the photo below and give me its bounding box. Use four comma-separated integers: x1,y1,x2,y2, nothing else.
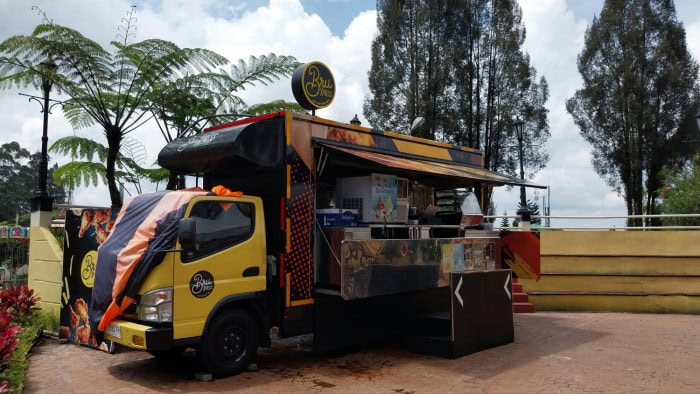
484,213,700,231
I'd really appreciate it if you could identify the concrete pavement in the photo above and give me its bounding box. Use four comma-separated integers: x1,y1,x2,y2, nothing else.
23,312,700,393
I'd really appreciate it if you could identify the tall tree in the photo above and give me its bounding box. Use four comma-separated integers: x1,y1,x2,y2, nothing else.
0,8,228,207
0,141,66,223
364,0,549,210
499,210,510,227
566,0,699,226
659,154,700,226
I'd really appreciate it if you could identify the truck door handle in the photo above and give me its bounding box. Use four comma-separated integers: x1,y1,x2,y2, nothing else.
242,267,260,277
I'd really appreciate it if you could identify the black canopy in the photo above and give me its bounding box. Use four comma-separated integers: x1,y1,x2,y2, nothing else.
158,119,284,174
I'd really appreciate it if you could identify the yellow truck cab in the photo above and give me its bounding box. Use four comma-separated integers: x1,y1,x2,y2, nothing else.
91,110,542,377
96,194,269,374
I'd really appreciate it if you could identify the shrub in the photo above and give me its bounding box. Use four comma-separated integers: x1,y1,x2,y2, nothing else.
0,314,41,392
0,285,41,324
0,308,22,372
0,285,44,392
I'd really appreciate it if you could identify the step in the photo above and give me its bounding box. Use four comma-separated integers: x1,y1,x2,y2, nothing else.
512,282,524,293
414,311,451,337
513,293,530,303
513,302,535,313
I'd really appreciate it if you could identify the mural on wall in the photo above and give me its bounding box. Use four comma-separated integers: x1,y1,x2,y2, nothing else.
60,208,115,351
340,236,501,300
500,230,541,280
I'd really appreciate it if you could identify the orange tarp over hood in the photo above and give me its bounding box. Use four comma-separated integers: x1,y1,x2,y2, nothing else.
89,188,210,332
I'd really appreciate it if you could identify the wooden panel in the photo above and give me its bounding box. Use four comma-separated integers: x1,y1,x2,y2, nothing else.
29,227,63,258
30,280,63,306
541,231,700,257
529,294,700,314
522,275,700,294
28,259,63,283
28,226,64,320
541,256,700,276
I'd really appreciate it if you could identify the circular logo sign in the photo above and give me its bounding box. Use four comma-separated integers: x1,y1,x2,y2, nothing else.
81,250,97,288
190,271,215,298
291,61,336,110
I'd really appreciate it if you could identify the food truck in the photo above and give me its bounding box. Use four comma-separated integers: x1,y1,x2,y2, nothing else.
89,62,542,377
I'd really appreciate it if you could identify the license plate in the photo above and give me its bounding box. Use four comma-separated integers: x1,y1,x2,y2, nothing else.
105,323,121,340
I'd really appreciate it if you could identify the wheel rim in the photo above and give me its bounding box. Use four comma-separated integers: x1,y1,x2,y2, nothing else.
221,326,245,359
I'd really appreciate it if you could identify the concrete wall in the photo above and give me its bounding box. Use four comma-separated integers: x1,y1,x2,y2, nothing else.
27,227,63,319
520,231,700,314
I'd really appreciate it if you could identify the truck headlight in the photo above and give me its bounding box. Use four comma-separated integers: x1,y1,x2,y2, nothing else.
137,287,173,323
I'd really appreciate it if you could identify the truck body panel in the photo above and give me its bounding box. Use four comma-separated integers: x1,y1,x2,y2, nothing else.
173,195,267,340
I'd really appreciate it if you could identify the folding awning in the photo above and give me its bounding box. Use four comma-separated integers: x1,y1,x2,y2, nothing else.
158,119,285,174
318,143,546,189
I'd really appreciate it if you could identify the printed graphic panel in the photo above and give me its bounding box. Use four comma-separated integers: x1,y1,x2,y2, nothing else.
501,230,541,279
60,208,115,352
340,236,501,300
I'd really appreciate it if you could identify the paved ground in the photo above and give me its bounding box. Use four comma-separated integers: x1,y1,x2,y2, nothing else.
24,312,700,393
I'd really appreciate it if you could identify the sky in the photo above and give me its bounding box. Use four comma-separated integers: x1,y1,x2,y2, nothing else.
0,0,699,229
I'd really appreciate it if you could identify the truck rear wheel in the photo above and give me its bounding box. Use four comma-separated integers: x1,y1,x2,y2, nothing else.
197,309,258,377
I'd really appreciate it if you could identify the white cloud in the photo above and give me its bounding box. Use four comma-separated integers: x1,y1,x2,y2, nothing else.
0,0,376,208
1,0,697,228
688,20,700,61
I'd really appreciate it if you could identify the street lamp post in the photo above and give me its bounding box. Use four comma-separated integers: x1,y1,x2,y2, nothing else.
513,119,531,227
29,58,58,226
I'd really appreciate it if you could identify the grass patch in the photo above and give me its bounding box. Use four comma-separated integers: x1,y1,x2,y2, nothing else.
0,311,56,392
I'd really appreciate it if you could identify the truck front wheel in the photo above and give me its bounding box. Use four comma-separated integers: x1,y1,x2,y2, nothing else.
197,309,259,377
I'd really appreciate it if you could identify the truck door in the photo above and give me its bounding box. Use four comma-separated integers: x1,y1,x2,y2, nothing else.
173,196,266,340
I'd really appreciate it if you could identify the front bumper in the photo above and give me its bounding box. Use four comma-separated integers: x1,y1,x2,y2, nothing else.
104,319,172,351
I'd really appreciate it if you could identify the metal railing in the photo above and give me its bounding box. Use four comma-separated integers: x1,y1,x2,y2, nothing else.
484,213,700,231
0,238,29,288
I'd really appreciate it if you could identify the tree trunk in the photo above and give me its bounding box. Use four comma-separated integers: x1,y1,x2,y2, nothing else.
105,126,123,209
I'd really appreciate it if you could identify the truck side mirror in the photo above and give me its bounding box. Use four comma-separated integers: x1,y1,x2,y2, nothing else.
179,218,197,253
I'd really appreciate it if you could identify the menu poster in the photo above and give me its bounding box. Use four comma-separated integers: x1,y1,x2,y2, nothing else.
464,241,474,270
371,173,398,222
452,243,465,271
441,244,454,273
484,242,496,270
473,241,484,269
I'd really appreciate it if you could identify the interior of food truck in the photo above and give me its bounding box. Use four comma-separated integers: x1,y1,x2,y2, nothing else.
311,141,494,292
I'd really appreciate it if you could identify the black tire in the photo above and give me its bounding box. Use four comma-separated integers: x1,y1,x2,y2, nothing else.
196,309,258,377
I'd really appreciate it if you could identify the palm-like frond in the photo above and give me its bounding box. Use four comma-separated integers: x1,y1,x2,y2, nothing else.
62,99,97,130
49,134,163,195
52,161,106,189
135,167,170,183
145,54,299,140
49,136,108,163
226,54,301,92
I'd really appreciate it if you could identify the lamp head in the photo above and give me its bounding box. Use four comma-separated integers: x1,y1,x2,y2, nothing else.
512,118,525,140
40,57,57,92
410,117,425,133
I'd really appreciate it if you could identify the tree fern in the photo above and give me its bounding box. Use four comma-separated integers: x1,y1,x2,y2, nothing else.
52,161,106,190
